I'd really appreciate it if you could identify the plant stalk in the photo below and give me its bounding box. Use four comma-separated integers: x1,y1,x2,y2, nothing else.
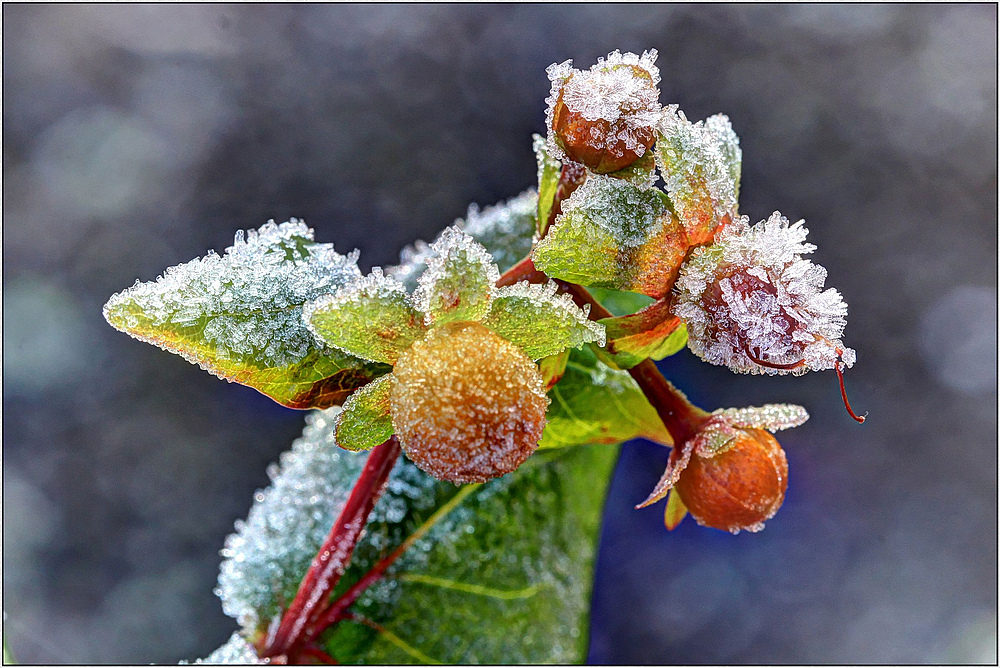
261,436,402,661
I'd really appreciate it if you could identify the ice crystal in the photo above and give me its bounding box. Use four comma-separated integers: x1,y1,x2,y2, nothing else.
103,220,361,370
389,190,537,291
483,281,606,359
559,175,664,247
544,50,662,164
713,403,809,432
413,227,500,325
655,109,738,243
673,212,855,375
191,632,265,664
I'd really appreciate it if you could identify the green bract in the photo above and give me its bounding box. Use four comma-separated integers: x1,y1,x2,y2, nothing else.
102,220,387,409
302,227,606,454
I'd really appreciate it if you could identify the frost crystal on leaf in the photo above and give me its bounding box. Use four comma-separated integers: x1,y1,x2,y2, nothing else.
413,227,500,325
545,50,662,165
191,632,266,664
656,109,739,244
304,268,427,364
673,212,855,376
483,281,607,360
104,220,362,370
713,403,809,432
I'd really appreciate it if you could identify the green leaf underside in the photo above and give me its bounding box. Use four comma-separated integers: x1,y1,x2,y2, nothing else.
103,220,383,409
322,444,618,664
534,134,562,236
663,488,688,530
336,374,396,451
306,273,428,365
482,282,605,361
540,346,671,448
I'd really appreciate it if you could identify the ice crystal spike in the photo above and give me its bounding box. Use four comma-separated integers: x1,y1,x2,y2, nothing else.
103,220,374,407
390,322,549,484
304,268,428,365
673,212,856,376
412,227,500,326
655,108,739,245
532,175,687,299
545,50,662,174
483,281,606,360
335,373,395,452
389,190,537,290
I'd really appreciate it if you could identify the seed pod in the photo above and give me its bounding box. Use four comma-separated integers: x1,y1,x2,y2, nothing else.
390,321,549,484
674,428,788,533
545,50,662,174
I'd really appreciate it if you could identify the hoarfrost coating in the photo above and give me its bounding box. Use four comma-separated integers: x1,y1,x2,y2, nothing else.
672,212,855,375
103,219,362,370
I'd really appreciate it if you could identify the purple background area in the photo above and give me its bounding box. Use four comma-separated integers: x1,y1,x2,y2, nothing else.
3,4,997,664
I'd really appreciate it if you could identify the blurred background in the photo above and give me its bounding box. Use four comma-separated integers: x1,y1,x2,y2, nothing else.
3,4,997,664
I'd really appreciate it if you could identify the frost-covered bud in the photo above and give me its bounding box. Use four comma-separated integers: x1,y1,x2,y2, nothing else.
545,50,662,174
675,427,788,534
390,321,549,484
673,212,856,376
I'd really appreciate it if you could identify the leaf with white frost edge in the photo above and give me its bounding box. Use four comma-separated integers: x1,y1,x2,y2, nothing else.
335,374,396,452
482,282,606,361
412,227,499,326
534,134,562,236
305,269,428,365
103,220,385,409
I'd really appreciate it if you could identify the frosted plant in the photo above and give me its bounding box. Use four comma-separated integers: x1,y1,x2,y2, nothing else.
303,227,605,483
672,212,856,377
545,49,663,173
98,47,864,665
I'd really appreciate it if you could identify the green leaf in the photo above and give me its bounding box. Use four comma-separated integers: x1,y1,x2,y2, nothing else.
413,228,499,325
538,349,570,390
533,134,562,236
655,109,740,246
214,409,618,664
531,176,690,299
336,374,396,452
103,220,386,409
482,282,605,360
305,270,428,365
540,346,671,448
587,286,655,316
599,299,688,369
663,488,688,530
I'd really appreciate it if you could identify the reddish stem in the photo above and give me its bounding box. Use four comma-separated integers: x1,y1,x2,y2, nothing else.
554,279,710,444
496,255,548,288
261,437,402,660
836,359,866,424
300,646,339,665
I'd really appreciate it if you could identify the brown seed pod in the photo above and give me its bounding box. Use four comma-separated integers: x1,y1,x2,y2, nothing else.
674,428,788,533
390,321,549,484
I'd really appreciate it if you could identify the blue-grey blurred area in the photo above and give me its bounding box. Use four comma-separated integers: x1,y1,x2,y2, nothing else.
3,4,996,664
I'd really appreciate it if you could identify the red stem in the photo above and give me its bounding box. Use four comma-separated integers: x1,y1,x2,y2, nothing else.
261,437,402,660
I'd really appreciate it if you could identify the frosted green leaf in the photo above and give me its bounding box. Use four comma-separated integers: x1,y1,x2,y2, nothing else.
215,408,618,664
713,403,809,432
534,134,562,236
103,219,384,409
540,346,671,448
412,227,499,325
304,269,427,365
335,374,396,452
390,191,537,291
705,113,742,200
655,108,739,245
482,281,606,360
532,176,688,299
605,148,658,188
